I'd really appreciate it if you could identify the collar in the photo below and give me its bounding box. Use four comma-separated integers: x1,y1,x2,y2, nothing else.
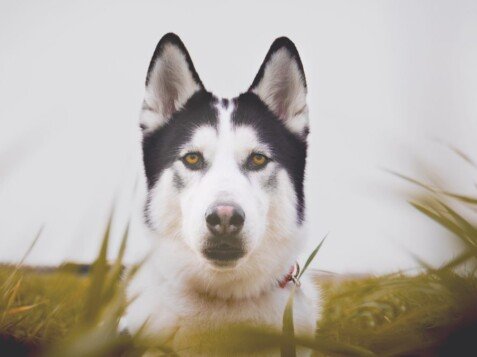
278,262,301,288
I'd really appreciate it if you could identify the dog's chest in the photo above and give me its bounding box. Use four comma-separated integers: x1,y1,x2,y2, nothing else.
125,273,316,339
179,286,290,328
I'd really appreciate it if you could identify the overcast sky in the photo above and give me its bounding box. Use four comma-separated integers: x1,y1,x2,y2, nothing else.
0,0,476,273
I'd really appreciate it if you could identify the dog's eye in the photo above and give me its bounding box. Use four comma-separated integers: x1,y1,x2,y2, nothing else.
246,153,270,171
182,152,204,170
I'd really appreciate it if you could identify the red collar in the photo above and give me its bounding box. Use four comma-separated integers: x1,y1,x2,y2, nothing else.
278,263,301,288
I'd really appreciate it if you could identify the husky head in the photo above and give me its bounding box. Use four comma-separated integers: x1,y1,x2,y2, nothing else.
140,33,308,279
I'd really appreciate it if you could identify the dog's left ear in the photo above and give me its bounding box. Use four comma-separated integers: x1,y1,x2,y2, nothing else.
249,37,308,137
140,33,205,133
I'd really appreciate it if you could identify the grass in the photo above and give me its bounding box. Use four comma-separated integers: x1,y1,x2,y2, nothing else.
1,266,477,355
1,159,477,355
319,273,477,355
0,266,87,345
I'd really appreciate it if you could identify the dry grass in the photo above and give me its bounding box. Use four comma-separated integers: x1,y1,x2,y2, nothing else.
1,264,476,356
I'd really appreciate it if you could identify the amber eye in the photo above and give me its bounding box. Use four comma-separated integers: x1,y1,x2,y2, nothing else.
252,154,266,166
182,152,204,170
247,153,270,170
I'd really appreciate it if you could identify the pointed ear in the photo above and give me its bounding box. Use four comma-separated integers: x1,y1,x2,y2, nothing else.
140,33,205,133
249,37,308,136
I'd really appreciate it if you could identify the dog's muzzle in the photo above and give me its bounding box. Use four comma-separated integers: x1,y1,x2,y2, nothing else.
202,203,246,264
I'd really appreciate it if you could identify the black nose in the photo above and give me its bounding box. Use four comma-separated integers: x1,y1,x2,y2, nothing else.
206,203,245,236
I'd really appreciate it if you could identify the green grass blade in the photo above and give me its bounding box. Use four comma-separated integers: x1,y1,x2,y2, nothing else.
299,234,327,279
436,200,477,246
387,170,477,205
102,222,129,304
410,202,469,243
281,286,296,357
16,226,43,269
439,250,476,271
83,213,112,323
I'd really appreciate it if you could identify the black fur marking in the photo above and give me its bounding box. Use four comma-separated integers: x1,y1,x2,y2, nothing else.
173,170,185,190
221,98,229,109
142,91,218,189
144,193,153,228
249,37,307,91
265,167,279,191
232,92,307,223
145,33,204,89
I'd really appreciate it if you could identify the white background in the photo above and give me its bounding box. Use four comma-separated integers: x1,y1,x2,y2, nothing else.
0,0,476,273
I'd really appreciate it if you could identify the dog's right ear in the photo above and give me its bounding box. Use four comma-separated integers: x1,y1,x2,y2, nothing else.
140,33,205,133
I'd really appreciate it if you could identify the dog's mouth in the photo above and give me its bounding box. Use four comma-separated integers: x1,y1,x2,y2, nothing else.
202,236,245,265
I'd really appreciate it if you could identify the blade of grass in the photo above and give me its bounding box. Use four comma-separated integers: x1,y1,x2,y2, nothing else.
5,304,38,316
409,202,469,245
443,142,477,169
102,222,129,304
439,250,477,271
83,213,112,323
387,170,477,205
281,286,296,357
16,226,43,268
437,200,477,244
439,192,477,205
2,226,43,292
299,234,328,279
281,235,328,357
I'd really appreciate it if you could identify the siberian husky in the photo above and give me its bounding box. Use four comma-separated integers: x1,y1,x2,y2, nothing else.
123,33,319,353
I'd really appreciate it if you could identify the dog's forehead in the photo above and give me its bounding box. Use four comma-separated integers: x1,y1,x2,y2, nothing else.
183,99,264,155
186,126,216,149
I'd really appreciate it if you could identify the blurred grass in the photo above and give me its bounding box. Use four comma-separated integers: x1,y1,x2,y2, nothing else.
1,266,477,355
318,273,477,355
0,265,87,345
1,156,477,355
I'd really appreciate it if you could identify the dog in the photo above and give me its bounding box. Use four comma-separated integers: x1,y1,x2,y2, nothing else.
123,33,319,353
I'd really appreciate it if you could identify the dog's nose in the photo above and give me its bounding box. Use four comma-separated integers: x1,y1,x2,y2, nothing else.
205,203,245,236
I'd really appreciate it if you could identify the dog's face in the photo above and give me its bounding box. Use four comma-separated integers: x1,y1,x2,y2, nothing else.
141,34,308,270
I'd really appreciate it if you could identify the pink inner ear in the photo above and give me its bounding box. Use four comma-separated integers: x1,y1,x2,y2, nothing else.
274,89,292,121
162,85,178,120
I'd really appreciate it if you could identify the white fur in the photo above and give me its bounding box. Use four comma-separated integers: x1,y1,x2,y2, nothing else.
124,101,319,354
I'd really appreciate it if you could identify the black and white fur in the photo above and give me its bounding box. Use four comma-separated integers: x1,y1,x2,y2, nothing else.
124,33,319,352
